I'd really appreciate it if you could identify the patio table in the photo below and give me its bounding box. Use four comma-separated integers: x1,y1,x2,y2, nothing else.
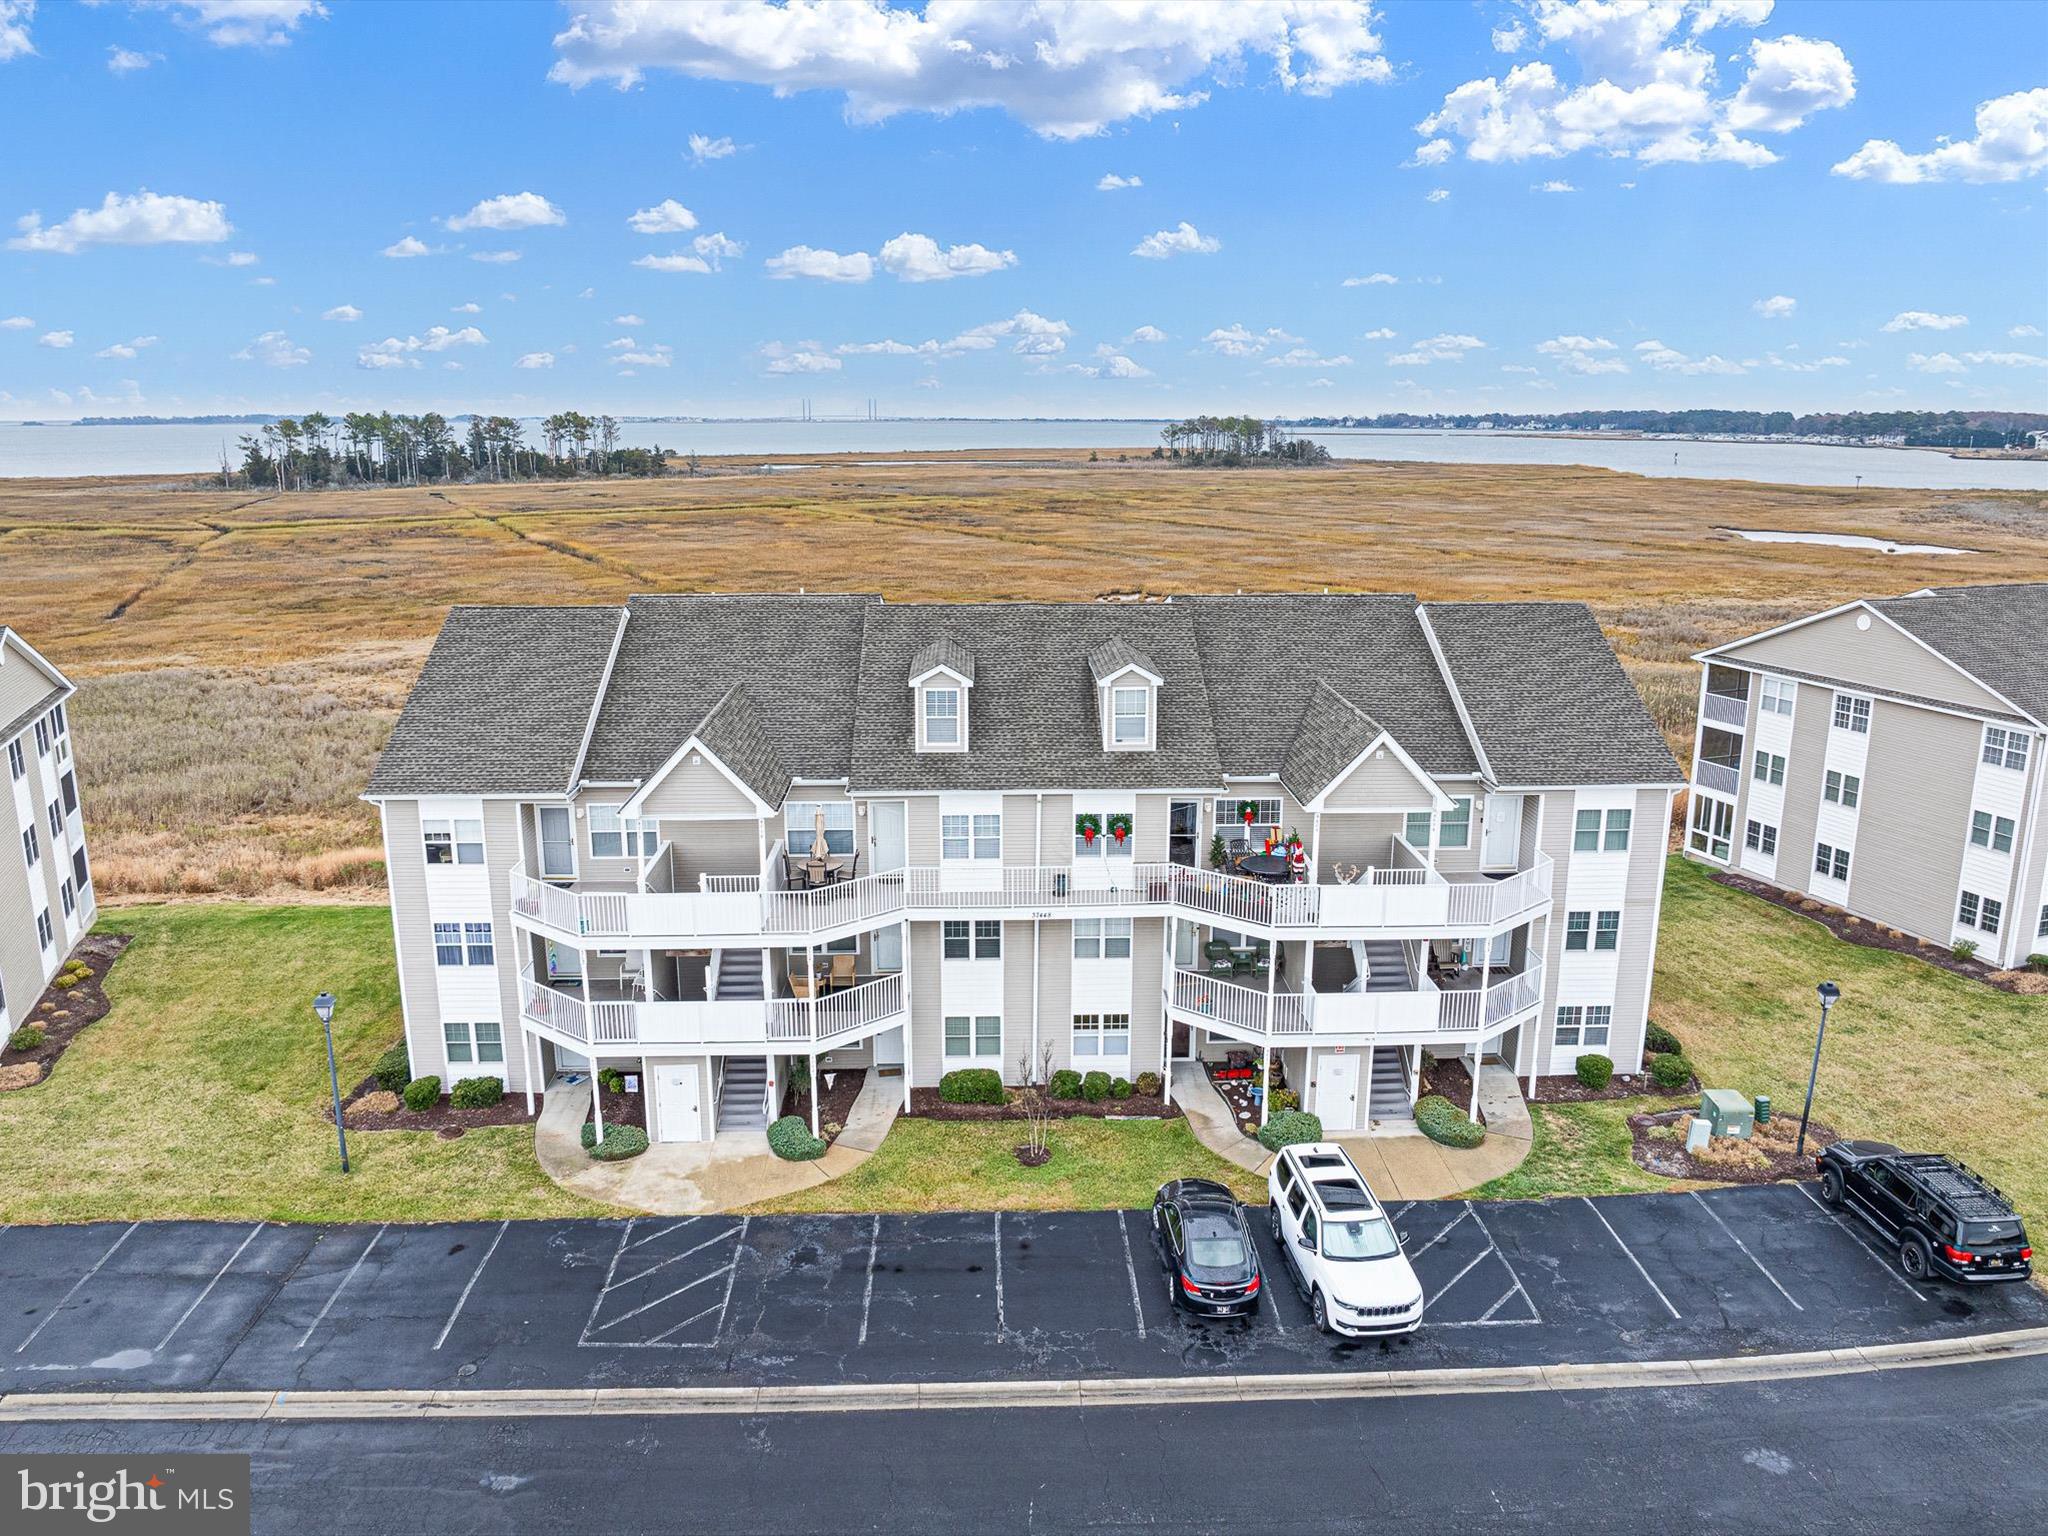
1236,852,1290,882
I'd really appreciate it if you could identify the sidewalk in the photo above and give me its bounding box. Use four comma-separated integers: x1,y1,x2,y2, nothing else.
535,1070,901,1215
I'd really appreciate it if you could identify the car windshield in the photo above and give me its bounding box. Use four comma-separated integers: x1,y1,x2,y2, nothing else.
1321,1216,1400,1260
1186,1214,1246,1270
1961,1218,2024,1246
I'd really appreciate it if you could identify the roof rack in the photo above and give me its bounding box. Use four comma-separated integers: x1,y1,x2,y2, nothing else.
1895,1153,2015,1219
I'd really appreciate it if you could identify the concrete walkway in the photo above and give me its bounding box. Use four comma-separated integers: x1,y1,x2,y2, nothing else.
535,1071,901,1215
1170,1059,1531,1199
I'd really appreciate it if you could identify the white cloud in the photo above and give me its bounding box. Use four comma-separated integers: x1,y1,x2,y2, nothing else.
0,0,33,61
233,329,309,367
611,343,673,369
1907,351,1965,374
107,45,158,72
1764,350,1849,373
10,190,232,253
446,192,566,232
356,325,487,369
1534,178,1575,192
1500,364,1541,374
451,302,481,314
1752,294,1796,318
1537,333,1628,373
381,235,434,259
1132,221,1220,259
761,341,842,375
94,334,159,359
1492,20,1527,52
1265,347,1352,369
1,315,32,329
1416,2,1853,169
143,1,328,48
1097,173,1143,190
635,253,712,274
878,232,1016,282
1406,138,1455,167
549,0,1393,140
214,250,259,266
613,313,644,326
687,132,737,163
765,245,875,282
1634,339,1748,375
1062,352,1152,379
605,336,638,350
1384,331,1482,364
2011,324,2043,338
1425,188,1450,202
471,250,522,263
1342,272,1398,286
1881,310,1967,332
321,304,361,322
1202,323,1300,358
249,274,275,286
1833,88,2048,184
1962,350,2048,369
1361,327,1396,340
1125,324,1168,344
635,231,746,274
37,329,73,349
958,309,1072,356
626,198,698,234
514,352,555,369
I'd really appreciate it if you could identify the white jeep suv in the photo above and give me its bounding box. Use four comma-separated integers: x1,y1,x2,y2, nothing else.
1267,1143,1424,1336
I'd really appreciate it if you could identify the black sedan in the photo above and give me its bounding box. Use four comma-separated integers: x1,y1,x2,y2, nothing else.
1152,1178,1262,1317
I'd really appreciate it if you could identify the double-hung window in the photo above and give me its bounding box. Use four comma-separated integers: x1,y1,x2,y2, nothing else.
1073,917,1133,959
1814,841,1851,882
1602,808,1631,851
1111,687,1149,746
941,920,1000,960
434,923,465,965
785,800,855,858
972,920,1001,959
1745,820,1777,855
1565,910,1620,953
1595,911,1621,951
1760,677,1796,716
1573,809,1601,852
1823,770,1860,808
1223,798,1284,847
941,812,1000,861
588,804,658,860
465,921,495,965
1405,799,1470,848
1075,807,1134,859
1072,1013,1132,1059
1832,694,1871,734
2038,904,2048,941
1564,911,1591,951
1970,811,2016,854
423,818,484,867
443,1022,505,1067
1753,751,1785,786
6,739,21,781
59,879,74,918
32,718,48,757
46,801,61,842
923,687,961,747
36,911,52,950
1983,726,2030,772
1958,892,2001,935
944,1015,1001,1059
21,826,37,868
1553,1005,1611,1050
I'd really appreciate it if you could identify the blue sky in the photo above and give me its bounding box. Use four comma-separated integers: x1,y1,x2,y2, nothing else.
1,0,2043,420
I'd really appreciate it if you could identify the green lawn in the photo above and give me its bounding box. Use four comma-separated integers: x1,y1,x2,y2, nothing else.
0,903,592,1224
1465,1099,1673,1201
744,1116,1265,1215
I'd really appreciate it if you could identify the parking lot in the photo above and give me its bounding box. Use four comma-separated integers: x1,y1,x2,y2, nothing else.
0,1183,2039,1394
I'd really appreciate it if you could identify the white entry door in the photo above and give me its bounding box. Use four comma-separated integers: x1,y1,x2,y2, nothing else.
1317,1051,1361,1132
874,1025,905,1068
869,800,907,872
654,1064,703,1143
1481,793,1524,869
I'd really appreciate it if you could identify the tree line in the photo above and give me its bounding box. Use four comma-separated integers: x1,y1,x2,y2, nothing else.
1282,408,2047,447
230,410,686,490
1156,415,1332,466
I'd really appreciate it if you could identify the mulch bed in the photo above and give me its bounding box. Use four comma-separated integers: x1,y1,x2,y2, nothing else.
1531,1067,1700,1103
1629,1105,1839,1184
1418,1056,1484,1126
334,1071,542,1138
1204,1054,1289,1137
1709,868,2047,994
783,1066,867,1148
0,932,131,1091
585,1079,646,1135
909,1085,1181,1122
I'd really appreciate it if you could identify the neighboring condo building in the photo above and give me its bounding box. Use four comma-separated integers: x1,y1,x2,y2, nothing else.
365,593,1681,1145
1686,583,2048,970
0,627,93,1038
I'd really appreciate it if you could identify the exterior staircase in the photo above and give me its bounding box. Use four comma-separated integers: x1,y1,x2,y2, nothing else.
715,949,764,1000
1361,940,1411,992
716,1055,770,1133
1367,1048,1413,1125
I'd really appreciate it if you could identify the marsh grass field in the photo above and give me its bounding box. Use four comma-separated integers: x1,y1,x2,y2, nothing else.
4,450,2043,898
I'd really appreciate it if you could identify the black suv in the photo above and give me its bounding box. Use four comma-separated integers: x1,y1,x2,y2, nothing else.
1817,1141,2031,1284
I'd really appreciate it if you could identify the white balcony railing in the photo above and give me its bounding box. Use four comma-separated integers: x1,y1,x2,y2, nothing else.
1166,962,1547,1045
519,966,907,1050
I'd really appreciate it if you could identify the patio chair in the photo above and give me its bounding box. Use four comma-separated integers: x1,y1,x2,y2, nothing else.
828,953,858,991
1206,954,1238,979
826,851,859,884
1203,940,1235,966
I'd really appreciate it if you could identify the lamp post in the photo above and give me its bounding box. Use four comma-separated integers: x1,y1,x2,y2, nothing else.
1796,980,1840,1158
313,991,350,1174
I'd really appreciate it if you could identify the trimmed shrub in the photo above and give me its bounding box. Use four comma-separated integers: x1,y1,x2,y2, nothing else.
597,1067,626,1095
1134,1071,1161,1098
1268,1087,1300,1115
1081,1070,1112,1103
53,974,80,990
1415,1095,1486,1149
1256,1109,1323,1152
580,1123,649,1161
2030,953,2048,974
1952,939,1979,962
449,1076,503,1110
402,1075,440,1112
1648,1052,1693,1090
939,1067,1005,1105
1048,1069,1083,1100
1109,1076,1133,1100
1575,1054,1614,1091
1643,1023,1685,1058
371,1044,412,1096
767,1114,828,1161
7,1025,46,1053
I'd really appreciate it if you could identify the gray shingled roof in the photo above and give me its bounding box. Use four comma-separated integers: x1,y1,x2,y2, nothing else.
1423,602,1683,787
1086,636,1158,684
852,603,1223,791
1872,584,2048,726
367,606,625,796
1279,681,1385,804
0,686,66,751
581,594,875,784
908,634,976,685
1184,595,1482,780
689,685,792,806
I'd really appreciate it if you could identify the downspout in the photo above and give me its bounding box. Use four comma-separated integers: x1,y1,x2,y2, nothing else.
1031,791,1044,1079
2006,732,2047,970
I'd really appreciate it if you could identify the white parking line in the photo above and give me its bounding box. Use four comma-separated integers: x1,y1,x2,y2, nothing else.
1410,1208,1468,1260
16,1224,137,1356
589,1262,736,1335
1115,1211,1147,1340
295,1225,387,1351
433,1221,509,1352
1691,1192,1803,1312
157,1223,266,1353
1794,1183,1927,1302
1581,1198,1681,1321
1464,1205,1539,1324
579,1220,636,1345
626,1220,695,1252
858,1215,880,1347
1426,1247,1493,1310
645,1302,726,1347
993,1213,1007,1340
613,1225,742,1290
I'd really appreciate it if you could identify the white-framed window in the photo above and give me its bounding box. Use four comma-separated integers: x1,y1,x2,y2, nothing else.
1958,891,2003,935
1824,770,1861,808
1602,807,1631,852
71,846,88,894
1111,686,1150,747
423,817,484,867
1553,1005,1611,1050
1406,797,1472,849
434,923,465,965
785,800,855,857
941,812,1000,860
1832,694,1871,734
1761,677,1796,716
1970,810,2016,854
943,1014,1001,1059
1074,917,1133,959
1983,726,2030,773
1814,841,1851,882
1688,795,1733,861
1572,808,1600,852
46,801,61,842
21,826,37,868
465,921,494,965
2037,903,2048,940
1565,910,1619,951
1075,807,1134,859
36,910,52,950
1745,819,1777,855
940,920,1000,959
49,702,65,739
1752,751,1785,786
1072,1012,1132,1059
59,878,73,918
6,738,21,781
588,804,658,860
434,921,494,965
922,686,962,748
1219,798,1284,845
443,1021,505,1067
33,718,49,757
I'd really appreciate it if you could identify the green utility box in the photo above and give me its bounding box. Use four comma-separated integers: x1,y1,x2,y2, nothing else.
1699,1088,1754,1140
1754,1094,1771,1126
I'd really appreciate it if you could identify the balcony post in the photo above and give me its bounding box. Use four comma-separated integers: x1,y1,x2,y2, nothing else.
900,921,914,1114
810,1048,821,1137
1471,943,1491,1122
1309,812,1322,884
1259,943,1278,1127
1161,918,1174,1107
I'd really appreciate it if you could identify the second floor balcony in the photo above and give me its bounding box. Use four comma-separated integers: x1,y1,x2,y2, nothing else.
518,963,907,1053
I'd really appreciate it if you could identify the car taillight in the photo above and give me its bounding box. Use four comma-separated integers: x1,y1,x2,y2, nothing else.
1942,1244,1975,1263
2022,1248,2033,1261
1181,1275,1202,1296
1244,1274,1260,1295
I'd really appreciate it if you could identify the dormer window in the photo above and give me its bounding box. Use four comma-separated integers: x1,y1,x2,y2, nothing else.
924,686,961,747
1088,638,1161,754
1112,687,1150,746
908,635,975,755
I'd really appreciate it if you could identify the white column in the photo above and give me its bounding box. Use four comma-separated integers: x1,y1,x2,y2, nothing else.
1161,917,1174,1106
1471,943,1492,1123
810,1049,821,1137
1310,811,1322,883
899,920,914,1113
523,1030,536,1116
591,1060,605,1144
1408,1042,1421,1106
1029,918,1041,1080
1428,805,1441,872
1260,942,1278,1126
